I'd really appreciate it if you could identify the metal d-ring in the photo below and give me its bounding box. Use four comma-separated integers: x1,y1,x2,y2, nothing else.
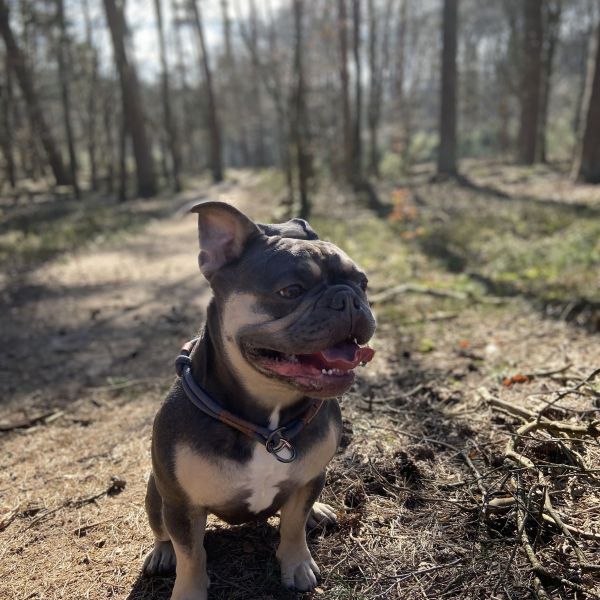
265,427,297,463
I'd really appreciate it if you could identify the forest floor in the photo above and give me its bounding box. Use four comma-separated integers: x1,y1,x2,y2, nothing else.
1,162,599,600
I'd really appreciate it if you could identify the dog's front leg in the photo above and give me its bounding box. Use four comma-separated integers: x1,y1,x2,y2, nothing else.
163,502,209,600
276,473,325,591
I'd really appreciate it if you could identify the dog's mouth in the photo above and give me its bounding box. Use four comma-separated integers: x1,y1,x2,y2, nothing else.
244,338,375,395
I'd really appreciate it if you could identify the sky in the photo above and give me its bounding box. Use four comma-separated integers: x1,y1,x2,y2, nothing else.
77,0,286,83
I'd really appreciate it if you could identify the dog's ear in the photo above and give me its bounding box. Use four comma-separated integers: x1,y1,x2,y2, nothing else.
258,218,319,240
190,201,261,279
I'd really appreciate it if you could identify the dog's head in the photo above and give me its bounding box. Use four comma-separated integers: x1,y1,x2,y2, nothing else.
192,201,376,401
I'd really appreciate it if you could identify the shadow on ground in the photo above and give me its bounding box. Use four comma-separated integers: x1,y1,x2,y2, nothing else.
126,523,314,600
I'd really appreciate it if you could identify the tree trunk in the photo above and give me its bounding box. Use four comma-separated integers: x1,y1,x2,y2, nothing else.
265,0,294,213
103,0,157,198
571,2,597,165
396,0,411,170
367,0,378,177
248,0,267,167
437,0,458,176
82,0,99,191
462,32,479,130
154,0,181,192
337,0,352,182
366,0,391,178
220,0,250,166
537,1,561,163
118,108,128,201
351,0,363,182
189,0,223,183
102,80,116,193
0,0,70,186
517,0,543,165
56,0,79,198
0,53,15,188
171,0,197,172
574,21,600,183
292,0,311,219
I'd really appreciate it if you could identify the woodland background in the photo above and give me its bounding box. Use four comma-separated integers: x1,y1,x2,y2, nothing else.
0,0,599,207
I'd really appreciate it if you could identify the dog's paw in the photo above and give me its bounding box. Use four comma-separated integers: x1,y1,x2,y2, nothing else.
281,556,320,592
143,540,176,576
307,501,337,529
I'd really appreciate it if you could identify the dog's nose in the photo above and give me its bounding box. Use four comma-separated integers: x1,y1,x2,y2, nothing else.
328,288,361,312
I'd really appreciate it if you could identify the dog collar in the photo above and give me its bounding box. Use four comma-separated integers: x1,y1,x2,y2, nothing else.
175,338,324,463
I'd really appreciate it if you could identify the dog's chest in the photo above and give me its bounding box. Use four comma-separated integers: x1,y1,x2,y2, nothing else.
174,409,337,520
241,443,293,513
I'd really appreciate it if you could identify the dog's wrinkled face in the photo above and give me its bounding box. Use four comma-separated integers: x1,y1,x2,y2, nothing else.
192,201,376,399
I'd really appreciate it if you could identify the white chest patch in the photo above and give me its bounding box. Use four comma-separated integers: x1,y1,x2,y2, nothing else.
243,407,292,513
175,408,337,517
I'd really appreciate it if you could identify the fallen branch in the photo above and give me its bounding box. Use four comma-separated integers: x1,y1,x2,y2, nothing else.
369,284,469,304
516,487,600,598
536,367,600,423
0,410,64,432
486,392,600,438
24,477,126,531
474,380,600,595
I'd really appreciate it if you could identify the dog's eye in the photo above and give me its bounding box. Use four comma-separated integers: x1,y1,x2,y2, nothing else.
359,278,368,292
278,284,305,299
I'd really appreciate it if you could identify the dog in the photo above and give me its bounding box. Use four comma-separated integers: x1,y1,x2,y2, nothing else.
143,201,376,599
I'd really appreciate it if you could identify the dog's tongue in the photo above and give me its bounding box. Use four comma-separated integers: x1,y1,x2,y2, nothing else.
315,340,375,370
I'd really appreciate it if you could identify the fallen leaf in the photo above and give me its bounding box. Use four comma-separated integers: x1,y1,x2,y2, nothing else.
502,373,531,387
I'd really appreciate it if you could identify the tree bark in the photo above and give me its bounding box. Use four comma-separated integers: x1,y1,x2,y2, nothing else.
103,0,157,198
537,1,561,163
395,0,411,169
171,0,198,171
571,1,598,166
367,0,378,177
102,79,116,193
437,0,458,176
56,0,79,198
189,0,223,183
292,0,311,219
351,0,363,182
517,0,543,165
82,0,99,191
574,20,600,183
247,0,267,166
118,108,128,202
0,0,70,186
220,0,250,166
154,0,181,191
367,0,392,178
0,53,15,188
337,0,352,181
265,0,294,213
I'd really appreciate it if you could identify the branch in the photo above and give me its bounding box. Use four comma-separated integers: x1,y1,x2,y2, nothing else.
0,410,63,432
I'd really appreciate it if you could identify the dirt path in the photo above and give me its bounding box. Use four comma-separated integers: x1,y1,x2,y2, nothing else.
1,174,599,600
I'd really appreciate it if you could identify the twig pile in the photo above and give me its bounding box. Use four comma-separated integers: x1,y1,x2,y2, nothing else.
469,371,600,599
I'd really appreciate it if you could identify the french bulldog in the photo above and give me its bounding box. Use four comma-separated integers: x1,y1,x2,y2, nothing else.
143,201,376,599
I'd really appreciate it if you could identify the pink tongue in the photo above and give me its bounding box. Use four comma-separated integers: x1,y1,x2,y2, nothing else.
315,341,375,370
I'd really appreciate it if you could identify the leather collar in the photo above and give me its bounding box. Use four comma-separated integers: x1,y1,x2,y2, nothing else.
175,338,324,463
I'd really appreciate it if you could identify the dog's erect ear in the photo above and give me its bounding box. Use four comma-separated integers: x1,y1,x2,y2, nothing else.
190,201,261,279
258,218,319,240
